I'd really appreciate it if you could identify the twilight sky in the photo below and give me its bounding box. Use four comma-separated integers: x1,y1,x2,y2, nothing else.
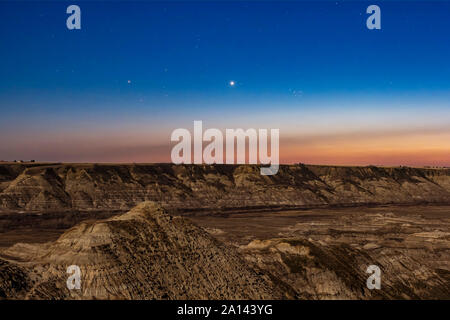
1,1,449,166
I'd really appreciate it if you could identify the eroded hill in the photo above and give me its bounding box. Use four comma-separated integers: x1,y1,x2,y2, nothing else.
1,163,449,299
1,163,450,212
0,202,289,299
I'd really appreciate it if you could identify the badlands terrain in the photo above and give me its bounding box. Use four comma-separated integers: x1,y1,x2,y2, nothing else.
1,162,450,212
0,163,449,299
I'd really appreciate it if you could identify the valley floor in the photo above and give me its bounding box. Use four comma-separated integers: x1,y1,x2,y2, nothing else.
1,204,449,299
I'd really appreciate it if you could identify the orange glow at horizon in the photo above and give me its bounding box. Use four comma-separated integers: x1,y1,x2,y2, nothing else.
1,123,449,167
279,130,450,166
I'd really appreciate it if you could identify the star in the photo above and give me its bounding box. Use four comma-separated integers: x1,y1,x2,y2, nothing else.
229,81,235,86
127,80,131,84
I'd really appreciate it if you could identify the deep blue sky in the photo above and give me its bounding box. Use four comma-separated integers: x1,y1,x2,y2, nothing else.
0,1,449,164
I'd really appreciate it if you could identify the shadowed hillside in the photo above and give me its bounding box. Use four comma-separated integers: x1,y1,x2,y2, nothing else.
1,163,450,212
0,202,289,299
2,202,448,300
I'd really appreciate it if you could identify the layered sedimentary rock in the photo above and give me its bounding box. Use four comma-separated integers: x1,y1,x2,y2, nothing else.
243,237,450,299
1,203,449,300
0,202,288,299
1,163,450,212
192,206,450,300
